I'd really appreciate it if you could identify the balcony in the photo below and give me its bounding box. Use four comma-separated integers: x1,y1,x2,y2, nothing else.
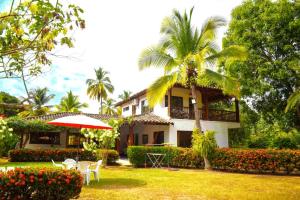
170,107,238,122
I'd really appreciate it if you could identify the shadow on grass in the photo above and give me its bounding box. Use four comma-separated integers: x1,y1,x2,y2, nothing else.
87,178,147,189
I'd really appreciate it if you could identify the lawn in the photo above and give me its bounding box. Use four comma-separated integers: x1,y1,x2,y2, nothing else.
1,161,300,200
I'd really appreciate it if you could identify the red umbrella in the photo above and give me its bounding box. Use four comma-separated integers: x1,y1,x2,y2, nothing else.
47,115,112,161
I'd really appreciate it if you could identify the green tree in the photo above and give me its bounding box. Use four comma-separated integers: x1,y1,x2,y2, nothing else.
223,0,300,129
86,67,114,114
0,91,20,116
18,87,54,117
0,0,85,98
56,90,88,112
118,90,132,101
102,98,116,115
138,8,247,169
0,119,19,157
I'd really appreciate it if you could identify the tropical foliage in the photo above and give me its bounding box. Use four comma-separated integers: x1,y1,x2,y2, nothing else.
86,67,114,114
102,98,116,115
18,87,54,117
81,119,120,166
118,90,132,101
223,0,300,130
0,119,18,157
0,91,21,117
192,129,217,169
56,90,88,112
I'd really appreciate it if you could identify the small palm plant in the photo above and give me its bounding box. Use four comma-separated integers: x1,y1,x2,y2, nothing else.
102,98,116,115
192,129,217,170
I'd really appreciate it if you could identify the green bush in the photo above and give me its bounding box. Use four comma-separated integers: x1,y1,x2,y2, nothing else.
0,168,83,199
96,149,120,165
247,135,269,148
272,132,298,149
9,149,96,162
0,119,19,157
127,146,180,167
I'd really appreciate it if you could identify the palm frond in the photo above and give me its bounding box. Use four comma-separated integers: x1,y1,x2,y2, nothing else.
285,90,300,112
147,72,178,107
206,45,248,64
199,69,240,98
138,46,176,71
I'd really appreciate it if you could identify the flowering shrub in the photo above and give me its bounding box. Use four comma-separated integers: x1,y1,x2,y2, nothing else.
0,168,83,200
9,149,96,162
211,148,300,174
0,119,19,157
127,146,300,174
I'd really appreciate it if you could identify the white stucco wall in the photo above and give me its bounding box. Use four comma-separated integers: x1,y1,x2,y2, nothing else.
169,119,240,147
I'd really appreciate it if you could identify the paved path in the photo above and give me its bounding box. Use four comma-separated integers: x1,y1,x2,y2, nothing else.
117,158,131,166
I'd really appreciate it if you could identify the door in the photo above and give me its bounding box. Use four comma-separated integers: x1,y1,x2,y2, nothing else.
153,131,164,145
177,131,192,147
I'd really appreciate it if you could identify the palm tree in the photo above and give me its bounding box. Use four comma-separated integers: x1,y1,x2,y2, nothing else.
86,67,114,114
18,87,55,117
56,91,88,112
118,90,132,101
29,87,55,109
138,8,247,169
102,98,116,115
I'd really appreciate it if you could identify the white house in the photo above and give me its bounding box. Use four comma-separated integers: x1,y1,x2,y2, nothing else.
116,84,240,154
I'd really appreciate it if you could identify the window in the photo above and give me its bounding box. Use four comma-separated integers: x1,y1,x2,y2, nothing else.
153,131,164,144
177,131,192,147
142,134,148,145
134,134,139,145
67,133,85,147
171,96,183,109
123,106,129,112
165,95,168,107
30,132,60,145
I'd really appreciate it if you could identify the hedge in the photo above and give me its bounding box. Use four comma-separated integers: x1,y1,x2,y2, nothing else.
9,149,97,162
127,146,300,175
0,168,83,200
9,149,120,165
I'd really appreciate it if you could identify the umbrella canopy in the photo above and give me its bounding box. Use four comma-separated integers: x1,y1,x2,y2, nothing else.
47,114,112,130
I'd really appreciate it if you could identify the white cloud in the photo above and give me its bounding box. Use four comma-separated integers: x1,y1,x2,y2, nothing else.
0,0,243,113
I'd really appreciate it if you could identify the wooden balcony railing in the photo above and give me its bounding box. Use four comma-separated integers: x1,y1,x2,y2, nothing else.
170,107,238,122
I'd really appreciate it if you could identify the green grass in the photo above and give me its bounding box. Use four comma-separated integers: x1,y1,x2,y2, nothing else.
1,161,300,200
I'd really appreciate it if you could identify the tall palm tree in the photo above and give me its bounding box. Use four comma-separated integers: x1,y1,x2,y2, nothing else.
102,98,116,115
56,90,88,112
138,8,247,169
118,90,132,101
86,67,114,114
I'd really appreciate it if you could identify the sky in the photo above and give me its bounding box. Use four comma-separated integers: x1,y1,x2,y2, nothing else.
0,0,243,113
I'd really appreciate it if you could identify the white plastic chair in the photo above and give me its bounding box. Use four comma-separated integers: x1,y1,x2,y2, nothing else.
62,158,77,170
51,160,64,168
90,160,102,182
77,162,91,185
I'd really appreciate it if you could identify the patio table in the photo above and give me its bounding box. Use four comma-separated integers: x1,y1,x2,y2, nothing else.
146,153,166,168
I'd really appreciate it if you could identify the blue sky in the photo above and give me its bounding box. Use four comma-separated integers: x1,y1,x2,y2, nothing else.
0,0,243,113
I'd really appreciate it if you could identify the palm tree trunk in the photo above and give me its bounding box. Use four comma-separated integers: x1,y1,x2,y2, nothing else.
191,84,202,131
100,96,103,114
191,84,211,170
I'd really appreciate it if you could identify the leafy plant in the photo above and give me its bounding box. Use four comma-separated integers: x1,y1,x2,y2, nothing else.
192,129,217,169
0,119,19,157
81,119,120,166
271,129,299,149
